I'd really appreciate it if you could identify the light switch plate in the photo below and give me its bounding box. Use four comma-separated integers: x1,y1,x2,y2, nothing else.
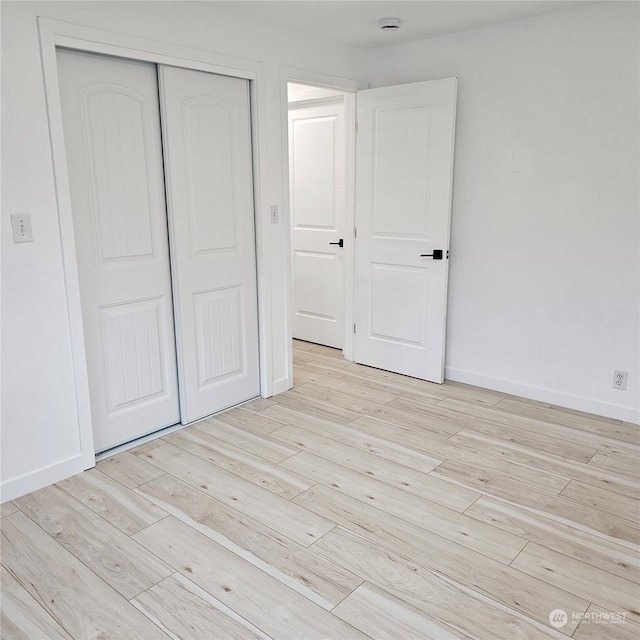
11,213,34,243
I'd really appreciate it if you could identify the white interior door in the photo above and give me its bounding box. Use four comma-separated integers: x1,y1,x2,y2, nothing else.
288,100,346,349
159,66,260,423
353,78,458,382
57,51,181,452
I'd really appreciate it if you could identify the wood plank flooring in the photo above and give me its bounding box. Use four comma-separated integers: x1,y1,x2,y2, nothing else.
2,340,639,640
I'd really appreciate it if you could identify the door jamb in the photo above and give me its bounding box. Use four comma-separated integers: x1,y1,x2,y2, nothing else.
280,67,364,386
38,17,274,468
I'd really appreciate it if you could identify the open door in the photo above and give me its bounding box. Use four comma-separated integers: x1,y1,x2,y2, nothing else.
353,78,457,383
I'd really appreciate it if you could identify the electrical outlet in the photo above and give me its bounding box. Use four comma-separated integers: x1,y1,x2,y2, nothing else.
613,370,628,391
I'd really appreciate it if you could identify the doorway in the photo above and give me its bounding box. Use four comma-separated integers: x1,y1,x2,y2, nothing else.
287,82,354,360
285,77,458,386
58,50,261,453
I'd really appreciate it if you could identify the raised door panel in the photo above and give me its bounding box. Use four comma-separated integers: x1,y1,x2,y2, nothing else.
57,51,180,452
291,116,337,230
369,263,428,347
183,99,237,253
160,66,260,424
101,298,173,414
371,106,431,239
288,101,346,349
82,87,155,261
194,286,246,387
293,251,340,345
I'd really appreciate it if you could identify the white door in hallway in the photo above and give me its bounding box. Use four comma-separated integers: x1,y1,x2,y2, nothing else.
159,66,260,423
289,100,346,349
353,79,458,383
57,51,180,452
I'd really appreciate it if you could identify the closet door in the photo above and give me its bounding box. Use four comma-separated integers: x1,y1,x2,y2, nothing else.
57,51,180,452
159,66,260,423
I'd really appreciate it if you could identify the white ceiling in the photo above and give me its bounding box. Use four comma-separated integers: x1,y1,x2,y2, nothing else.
199,1,596,49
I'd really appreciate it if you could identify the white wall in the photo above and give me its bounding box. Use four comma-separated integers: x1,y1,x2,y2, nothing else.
0,0,366,500
367,2,639,422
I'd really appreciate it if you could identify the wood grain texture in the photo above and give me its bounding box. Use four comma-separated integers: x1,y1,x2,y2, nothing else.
262,403,444,472
293,485,587,629
270,423,478,510
271,386,362,423
131,573,268,640
333,582,475,640
450,429,638,499
312,526,580,639
215,406,288,435
511,542,640,622
465,496,640,584
56,467,167,534
0,501,18,518
14,484,172,599
3,344,638,639
572,604,640,640
351,415,571,494
133,516,368,639
138,443,333,546
164,427,312,499
588,450,640,479
135,474,361,608
283,451,523,563
439,398,640,456
1,565,73,640
560,479,640,524
1,512,170,640
433,459,640,546
97,451,164,488
194,416,299,463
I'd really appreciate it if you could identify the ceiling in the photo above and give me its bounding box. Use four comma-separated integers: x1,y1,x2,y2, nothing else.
199,1,596,49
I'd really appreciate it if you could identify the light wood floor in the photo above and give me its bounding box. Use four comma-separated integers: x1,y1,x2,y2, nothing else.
2,340,639,640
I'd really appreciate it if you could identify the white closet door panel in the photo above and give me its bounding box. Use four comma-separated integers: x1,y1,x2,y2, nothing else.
160,66,260,424
288,101,346,348
57,51,180,452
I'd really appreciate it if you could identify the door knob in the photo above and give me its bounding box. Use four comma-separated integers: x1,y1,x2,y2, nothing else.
329,239,344,248
420,249,444,260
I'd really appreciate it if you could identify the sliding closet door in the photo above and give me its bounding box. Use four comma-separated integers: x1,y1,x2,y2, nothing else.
57,51,180,452
159,66,260,423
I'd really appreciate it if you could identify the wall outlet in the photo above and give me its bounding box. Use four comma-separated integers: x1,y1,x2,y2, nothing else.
613,370,628,391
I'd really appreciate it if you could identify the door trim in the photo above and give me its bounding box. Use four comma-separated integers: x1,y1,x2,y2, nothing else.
38,17,273,467
280,67,364,386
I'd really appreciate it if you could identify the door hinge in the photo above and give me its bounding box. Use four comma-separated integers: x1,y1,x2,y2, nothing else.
354,227,357,239
353,323,357,334
355,121,359,135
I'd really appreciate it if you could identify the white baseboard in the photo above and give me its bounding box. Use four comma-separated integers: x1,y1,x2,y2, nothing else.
1,454,86,503
444,367,639,424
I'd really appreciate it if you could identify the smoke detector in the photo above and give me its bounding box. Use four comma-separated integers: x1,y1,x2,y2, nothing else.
379,17,401,31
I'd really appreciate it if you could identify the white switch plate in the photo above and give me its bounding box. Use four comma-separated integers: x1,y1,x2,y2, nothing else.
10,213,34,243
270,205,279,224
511,152,525,173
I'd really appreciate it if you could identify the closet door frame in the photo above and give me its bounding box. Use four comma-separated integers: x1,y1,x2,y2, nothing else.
39,17,273,468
